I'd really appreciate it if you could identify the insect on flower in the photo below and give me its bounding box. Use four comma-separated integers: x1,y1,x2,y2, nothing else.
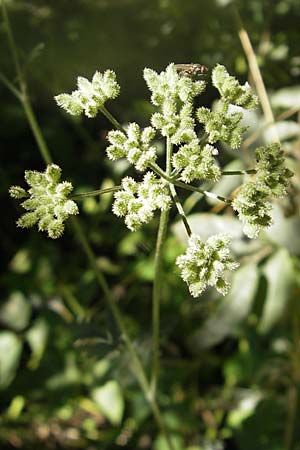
175,63,209,78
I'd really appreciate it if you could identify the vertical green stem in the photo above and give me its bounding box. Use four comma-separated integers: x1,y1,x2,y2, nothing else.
151,208,170,395
1,1,52,165
150,137,173,394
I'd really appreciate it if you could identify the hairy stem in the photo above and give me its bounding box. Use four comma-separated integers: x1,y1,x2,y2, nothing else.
150,137,172,395
71,185,121,200
151,208,169,395
170,184,192,237
173,180,231,204
100,105,126,132
222,169,256,176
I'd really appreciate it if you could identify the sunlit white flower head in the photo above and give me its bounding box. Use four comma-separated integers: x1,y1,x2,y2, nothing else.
212,65,259,109
176,233,239,297
112,173,171,231
107,123,157,171
9,165,78,239
55,70,120,118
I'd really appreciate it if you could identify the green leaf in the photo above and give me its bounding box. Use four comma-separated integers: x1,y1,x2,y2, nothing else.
26,318,49,369
154,434,184,450
92,380,124,426
188,264,259,350
258,249,295,334
0,291,31,332
0,332,23,389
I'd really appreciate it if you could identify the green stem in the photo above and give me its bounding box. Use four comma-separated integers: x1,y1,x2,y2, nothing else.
1,1,52,165
150,136,173,395
151,208,169,395
222,169,256,175
2,4,176,449
0,72,22,99
170,184,192,237
22,97,53,165
99,105,126,132
173,180,231,204
71,185,121,200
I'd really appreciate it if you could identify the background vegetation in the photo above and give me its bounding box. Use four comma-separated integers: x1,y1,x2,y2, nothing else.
1,0,300,449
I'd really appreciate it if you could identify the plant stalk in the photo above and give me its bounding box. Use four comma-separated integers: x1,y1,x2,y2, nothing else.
150,136,173,395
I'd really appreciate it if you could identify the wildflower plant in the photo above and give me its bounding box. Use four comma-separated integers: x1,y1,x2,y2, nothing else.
10,63,293,297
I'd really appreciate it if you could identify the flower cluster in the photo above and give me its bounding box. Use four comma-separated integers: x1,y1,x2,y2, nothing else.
106,123,157,171
197,107,247,149
232,143,292,238
232,183,273,239
151,101,197,144
144,64,205,146
212,65,259,109
173,141,221,183
9,165,78,239
55,70,120,118
143,63,206,106
112,173,171,231
176,234,239,297
255,143,293,197
196,65,258,150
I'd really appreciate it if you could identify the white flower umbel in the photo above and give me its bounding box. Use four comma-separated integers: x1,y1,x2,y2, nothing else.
112,173,171,231
143,63,206,107
197,107,247,149
212,65,259,110
9,164,78,239
144,64,206,146
107,123,157,171
172,141,221,183
176,233,239,297
55,70,120,118
232,182,273,239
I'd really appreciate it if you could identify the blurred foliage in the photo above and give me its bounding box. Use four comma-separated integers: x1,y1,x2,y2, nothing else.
1,0,300,449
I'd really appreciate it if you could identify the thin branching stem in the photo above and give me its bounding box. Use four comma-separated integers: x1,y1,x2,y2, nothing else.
150,136,172,395
71,186,121,200
173,180,231,204
222,169,256,175
170,184,192,237
100,105,126,132
0,71,22,99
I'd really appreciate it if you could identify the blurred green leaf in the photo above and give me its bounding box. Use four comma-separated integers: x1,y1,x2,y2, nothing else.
0,331,23,389
258,249,295,334
154,434,184,450
0,291,31,332
26,317,49,369
92,380,124,426
188,264,259,350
